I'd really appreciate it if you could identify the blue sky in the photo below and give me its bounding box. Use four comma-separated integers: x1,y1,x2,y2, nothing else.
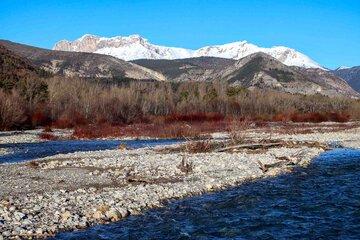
0,0,359,69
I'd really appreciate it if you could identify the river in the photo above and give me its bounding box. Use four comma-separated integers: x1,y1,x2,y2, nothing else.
52,148,360,239
0,139,182,164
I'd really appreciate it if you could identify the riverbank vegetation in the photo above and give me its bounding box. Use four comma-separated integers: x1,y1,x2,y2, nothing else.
1,77,360,136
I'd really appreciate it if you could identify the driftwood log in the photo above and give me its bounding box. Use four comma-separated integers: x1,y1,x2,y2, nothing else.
216,142,283,152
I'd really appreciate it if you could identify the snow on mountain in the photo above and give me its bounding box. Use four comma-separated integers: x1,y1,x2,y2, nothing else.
53,34,323,69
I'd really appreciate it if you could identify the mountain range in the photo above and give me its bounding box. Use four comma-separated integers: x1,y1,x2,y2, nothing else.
53,34,322,69
0,38,359,98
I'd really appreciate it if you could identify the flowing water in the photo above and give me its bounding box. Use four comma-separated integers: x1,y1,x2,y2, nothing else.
52,148,360,239
0,139,182,164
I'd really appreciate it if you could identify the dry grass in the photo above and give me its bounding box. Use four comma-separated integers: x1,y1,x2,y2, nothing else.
184,140,215,153
228,120,250,144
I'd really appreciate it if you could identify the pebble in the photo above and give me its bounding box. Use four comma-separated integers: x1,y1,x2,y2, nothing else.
61,211,71,222
35,228,43,235
14,211,26,221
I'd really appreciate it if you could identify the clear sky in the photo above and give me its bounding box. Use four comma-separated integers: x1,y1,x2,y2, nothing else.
0,0,359,69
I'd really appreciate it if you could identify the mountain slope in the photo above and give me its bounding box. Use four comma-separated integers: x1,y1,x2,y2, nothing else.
0,40,165,81
219,53,358,97
0,44,47,90
331,66,360,92
132,57,236,82
133,53,359,98
54,34,322,69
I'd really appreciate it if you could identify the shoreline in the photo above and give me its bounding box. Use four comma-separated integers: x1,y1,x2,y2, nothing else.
0,124,359,239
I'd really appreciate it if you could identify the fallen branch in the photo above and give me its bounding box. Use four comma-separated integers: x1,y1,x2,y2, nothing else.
216,142,283,152
257,160,292,173
257,160,268,173
126,176,152,184
126,176,183,184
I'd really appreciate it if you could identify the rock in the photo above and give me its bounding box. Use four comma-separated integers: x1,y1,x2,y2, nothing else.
205,184,213,191
14,211,26,221
22,219,32,225
93,211,104,220
118,208,130,218
61,211,71,222
105,208,122,221
14,226,25,235
35,228,43,235
118,144,128,151
33,205,42,212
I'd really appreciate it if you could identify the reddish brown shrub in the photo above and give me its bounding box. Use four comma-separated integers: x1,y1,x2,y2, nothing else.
165,112,224,123
71,120,232,139
290,112,325,123
31,109,51,127
39,132,58,140
272,113,289,122
326,112,350,122
72,123,121,139
53,111,87,129
288,112,350,123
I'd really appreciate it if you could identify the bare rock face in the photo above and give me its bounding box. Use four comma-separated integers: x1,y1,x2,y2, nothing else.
54,34,194,61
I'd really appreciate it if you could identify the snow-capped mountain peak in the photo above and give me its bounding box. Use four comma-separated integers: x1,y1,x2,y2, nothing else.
53,34,323,68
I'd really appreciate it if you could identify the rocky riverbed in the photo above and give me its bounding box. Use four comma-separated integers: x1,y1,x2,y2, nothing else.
0,124,359,239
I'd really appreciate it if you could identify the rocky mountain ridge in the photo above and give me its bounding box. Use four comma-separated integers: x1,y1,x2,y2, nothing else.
54,34,322,69
332,66,360,92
